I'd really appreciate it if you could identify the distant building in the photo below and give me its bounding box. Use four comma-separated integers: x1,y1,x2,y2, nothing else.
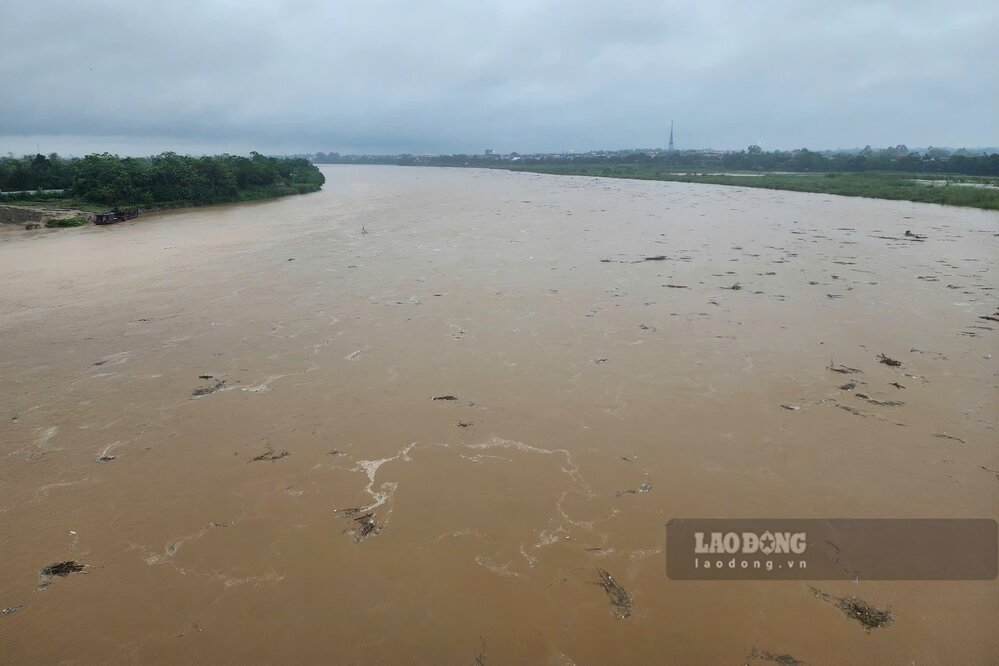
667,121,675,152
484,149,494,156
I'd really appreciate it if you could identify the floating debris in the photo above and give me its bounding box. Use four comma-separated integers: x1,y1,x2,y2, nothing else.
432,395,458,401
42,561,85,577
96,453,117,464
870,398,903,407
663,284,689,289
877,354,902,367
810,586,893,631
593,568,632,618
722,283,743,290
250,449,290,462
592,358,608,364
178,622,204,637
838,382,857,391
639,255,667,262
198,374,213,380
904,230,927,240
192,379,226,397
342,511,381,543
616,481,652,497
889,382,905,389
909,348,947,360
38,561,86,590
837,404,865,417
473,639,487,666
933,433,966,444
828,363,862,374
747,646,805,666
837,597,894,630
875,234,924,242
1,604,25,617
457,421,473,428
855,394,904,407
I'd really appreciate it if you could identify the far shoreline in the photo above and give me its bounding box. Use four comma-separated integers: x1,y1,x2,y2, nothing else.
494,165,999,211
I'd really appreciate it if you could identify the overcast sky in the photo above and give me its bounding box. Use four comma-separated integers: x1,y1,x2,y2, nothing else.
1,0,997,156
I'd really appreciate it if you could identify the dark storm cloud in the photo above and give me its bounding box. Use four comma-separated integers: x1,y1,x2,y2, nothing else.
1,0,996,155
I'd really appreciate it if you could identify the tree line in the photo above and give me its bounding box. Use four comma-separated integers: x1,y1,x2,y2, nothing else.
1,152,325,206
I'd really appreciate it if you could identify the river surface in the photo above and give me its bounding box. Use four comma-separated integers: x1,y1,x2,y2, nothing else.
1,166,997,664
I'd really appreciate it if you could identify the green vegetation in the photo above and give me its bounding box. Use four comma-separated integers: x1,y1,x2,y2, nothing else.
45,215,89,228
504,165,999,210
1,152,324,209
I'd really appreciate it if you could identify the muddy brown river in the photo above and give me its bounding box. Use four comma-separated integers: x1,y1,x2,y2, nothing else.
1,166,997,664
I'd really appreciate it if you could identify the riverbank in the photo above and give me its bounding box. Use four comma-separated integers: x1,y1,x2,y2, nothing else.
0,183,323,230
502,165,999,210
0,204,95,228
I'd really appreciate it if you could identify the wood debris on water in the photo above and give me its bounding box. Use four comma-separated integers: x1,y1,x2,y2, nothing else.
593,568,632,618
809,586,893,631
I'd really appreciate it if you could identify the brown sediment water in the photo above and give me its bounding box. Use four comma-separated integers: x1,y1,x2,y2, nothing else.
0,166,996,664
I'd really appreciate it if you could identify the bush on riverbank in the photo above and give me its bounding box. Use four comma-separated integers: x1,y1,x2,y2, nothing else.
45,215,89,228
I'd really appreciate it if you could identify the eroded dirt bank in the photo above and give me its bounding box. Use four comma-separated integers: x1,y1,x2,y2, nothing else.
0,204,91,227
0,166,996,664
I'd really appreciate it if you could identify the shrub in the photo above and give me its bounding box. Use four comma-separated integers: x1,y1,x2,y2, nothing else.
45,215,89,228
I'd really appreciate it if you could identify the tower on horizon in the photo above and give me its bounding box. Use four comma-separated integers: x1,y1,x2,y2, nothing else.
667,121,675,152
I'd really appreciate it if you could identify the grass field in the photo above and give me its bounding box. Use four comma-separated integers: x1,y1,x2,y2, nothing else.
504,165,999,210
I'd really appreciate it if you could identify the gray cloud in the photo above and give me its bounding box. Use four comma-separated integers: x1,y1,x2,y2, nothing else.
1,0,996,155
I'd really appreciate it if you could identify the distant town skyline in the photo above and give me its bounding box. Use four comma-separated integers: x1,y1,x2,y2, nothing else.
5,135,997,160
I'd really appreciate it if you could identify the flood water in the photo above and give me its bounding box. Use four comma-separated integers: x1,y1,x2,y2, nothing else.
1,166,997,664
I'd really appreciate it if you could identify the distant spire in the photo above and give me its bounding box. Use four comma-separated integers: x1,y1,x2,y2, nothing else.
667,121,675,152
